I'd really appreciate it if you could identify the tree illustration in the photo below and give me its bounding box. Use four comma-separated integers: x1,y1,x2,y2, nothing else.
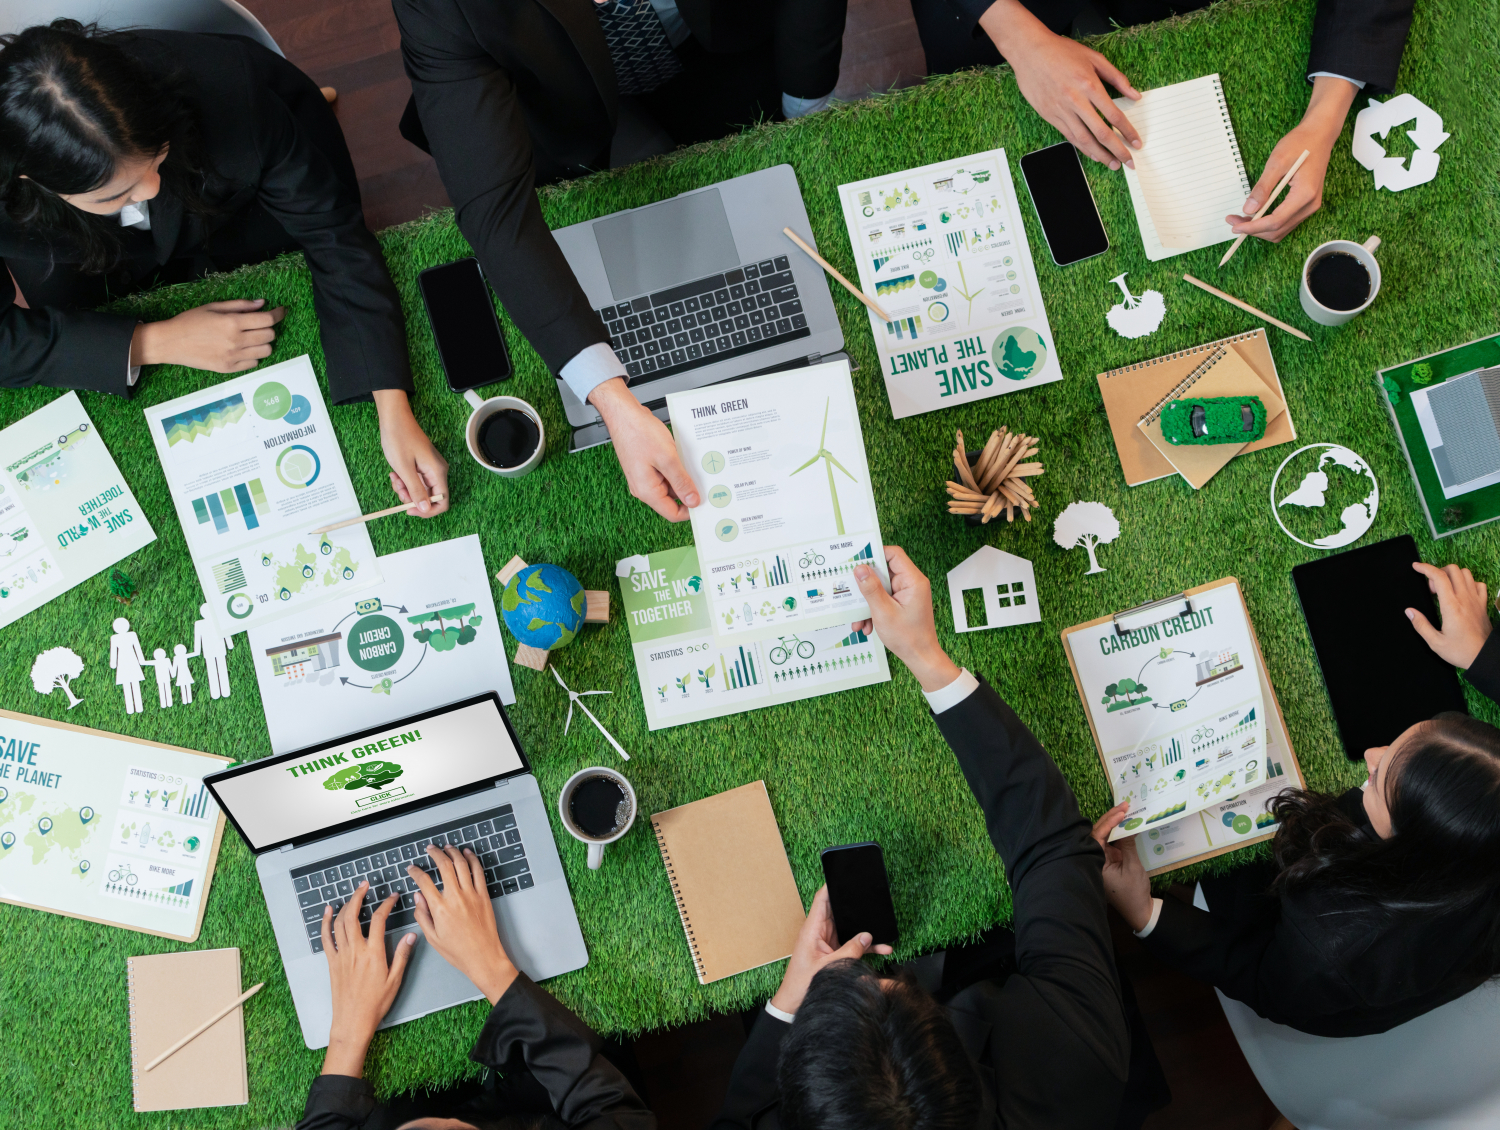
409,603,482,651
30,647,85,709
108,567,135,605
1052,501,1120,574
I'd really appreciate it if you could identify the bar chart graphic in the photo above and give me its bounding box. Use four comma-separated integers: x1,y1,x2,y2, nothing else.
833,628,869,647
178,782,212,819
884,316,922,340
721,646,760,690
164,877,194,897
766,555,790,586
846,543,874,563
192,478,268,534
1162,738,1182,765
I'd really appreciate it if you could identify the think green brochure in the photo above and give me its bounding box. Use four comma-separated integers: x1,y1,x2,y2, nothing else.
617,545,890,730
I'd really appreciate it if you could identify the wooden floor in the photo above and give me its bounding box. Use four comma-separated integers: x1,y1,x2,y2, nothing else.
241,3,1279,1125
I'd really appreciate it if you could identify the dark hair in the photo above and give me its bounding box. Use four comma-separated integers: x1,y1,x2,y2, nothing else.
0,19,213,273
1270,713,1500,977
777,960,982,1130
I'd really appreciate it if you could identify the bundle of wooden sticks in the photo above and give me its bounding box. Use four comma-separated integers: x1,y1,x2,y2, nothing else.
946,427,1043,523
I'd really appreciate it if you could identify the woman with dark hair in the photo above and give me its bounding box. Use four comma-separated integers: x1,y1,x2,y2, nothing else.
0,21,448,517
1095,561,1500,1036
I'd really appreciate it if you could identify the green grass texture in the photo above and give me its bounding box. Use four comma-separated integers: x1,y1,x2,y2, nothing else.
1,0,1497,1124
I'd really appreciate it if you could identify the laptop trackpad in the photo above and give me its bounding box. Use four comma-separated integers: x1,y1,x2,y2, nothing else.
593,188,740,300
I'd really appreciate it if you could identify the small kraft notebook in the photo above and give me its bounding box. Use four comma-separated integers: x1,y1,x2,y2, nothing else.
652,781,805,984
1136,344,1287,489
128,948,249,1112
1113,74,1251,260
1099,330,1295,485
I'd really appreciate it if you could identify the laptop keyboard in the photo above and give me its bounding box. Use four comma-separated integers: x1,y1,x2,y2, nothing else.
598,256,810,386
290,803,531,954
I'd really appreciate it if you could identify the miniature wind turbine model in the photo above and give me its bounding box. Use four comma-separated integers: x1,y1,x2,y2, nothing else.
790,398,858,535
550,664,630,761
1105,273,1166,339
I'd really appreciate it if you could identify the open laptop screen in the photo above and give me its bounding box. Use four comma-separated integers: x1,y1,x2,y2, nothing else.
206,694,525,853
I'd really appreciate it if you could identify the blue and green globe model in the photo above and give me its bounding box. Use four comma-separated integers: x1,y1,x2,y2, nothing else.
500,563,586,651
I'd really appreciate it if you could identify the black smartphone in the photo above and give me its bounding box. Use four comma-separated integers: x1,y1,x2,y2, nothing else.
821,842,899,947
417,257,512,392
1019,142,1110,266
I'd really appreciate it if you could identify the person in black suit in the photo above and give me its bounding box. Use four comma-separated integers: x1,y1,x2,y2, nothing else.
710,547,1132,1130
0,22,449,518
392,0,847,522
909,0,1416,241
298,841,655,1130
1095,562,1500,1038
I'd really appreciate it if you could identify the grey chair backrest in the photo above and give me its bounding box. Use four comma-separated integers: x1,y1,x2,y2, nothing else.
0,0,281,55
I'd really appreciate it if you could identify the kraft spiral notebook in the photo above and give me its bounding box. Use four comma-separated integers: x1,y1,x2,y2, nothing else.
127,948,249,1112
1098,329,1295,486
651,781,804,984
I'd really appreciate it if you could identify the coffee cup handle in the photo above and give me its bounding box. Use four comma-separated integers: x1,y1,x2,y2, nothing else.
1362,235,1381,254
463,389,486,411
587,842,605,870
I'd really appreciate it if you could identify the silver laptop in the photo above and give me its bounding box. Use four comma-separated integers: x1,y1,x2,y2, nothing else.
553,163,845,450
204,692,587,1048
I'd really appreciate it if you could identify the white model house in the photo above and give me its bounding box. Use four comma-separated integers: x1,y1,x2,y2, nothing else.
947,546,1041,632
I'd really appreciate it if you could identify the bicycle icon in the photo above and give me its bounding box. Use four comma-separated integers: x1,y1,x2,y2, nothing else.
109,865,138,886
768,636,816,665
799,552,825,568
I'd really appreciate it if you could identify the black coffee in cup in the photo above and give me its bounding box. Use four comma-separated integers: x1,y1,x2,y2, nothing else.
568,775,630,838
1307,252,1371,312
478,408,541,469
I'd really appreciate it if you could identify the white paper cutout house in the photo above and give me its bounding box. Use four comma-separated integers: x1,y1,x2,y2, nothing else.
948,546,1042,632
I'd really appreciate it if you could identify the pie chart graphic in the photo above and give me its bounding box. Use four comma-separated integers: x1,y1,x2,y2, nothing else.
276,444,321,489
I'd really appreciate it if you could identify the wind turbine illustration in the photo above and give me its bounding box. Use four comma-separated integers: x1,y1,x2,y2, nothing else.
791,398,857,535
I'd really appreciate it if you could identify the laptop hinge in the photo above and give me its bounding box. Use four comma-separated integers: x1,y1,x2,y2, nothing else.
279,842,296,852
807,352,821,365
494,778,511,788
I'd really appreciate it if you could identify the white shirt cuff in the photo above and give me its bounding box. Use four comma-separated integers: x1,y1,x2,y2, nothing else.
923,668,979,715
1133,897,1164,938
128,364,141,387
560,341,627,405
1308,71,1365,90
763,1000,796,1024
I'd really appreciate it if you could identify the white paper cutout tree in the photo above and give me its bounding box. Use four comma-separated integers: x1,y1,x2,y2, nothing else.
1105,273,1166,339
1053,501,1120,574
31,647,85,709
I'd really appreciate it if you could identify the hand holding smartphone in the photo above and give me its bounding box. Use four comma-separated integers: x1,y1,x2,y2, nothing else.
821,842,899,947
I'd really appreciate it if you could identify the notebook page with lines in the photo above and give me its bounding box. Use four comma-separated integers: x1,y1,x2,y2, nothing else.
1114,74,1250,261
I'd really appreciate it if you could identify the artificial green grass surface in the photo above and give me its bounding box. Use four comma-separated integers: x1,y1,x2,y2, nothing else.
3,0,1497,1124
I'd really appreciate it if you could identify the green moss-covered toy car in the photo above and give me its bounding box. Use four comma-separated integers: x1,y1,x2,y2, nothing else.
1160,395,1267,445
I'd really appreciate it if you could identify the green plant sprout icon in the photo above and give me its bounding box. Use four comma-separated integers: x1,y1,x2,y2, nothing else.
790,399,858,535
657,685,668,701
675,674,691,696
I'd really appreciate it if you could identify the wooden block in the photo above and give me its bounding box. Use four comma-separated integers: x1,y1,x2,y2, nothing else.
513,643,549,672
495,555,528,587
585,590,610,624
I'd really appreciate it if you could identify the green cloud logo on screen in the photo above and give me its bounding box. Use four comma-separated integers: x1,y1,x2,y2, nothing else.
324,761,404,791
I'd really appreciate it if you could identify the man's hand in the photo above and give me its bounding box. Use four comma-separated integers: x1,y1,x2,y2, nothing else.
320,881,418,1077
1408,562,1493,669
851,546,960,692
374,389,450,519
979,0,1141,170
1225,76,1358,244
408,845,519,1004
129,298,286,372
1090,803,1154,932
770,886,894,1016
589,377,699,521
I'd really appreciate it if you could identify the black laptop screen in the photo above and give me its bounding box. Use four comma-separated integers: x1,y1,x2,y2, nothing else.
208,697,523,852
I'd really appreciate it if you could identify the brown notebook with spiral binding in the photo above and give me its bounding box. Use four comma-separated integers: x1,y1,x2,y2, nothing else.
651,781,805,985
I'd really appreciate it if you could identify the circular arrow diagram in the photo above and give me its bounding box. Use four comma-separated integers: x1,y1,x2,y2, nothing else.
1351,93,1449,192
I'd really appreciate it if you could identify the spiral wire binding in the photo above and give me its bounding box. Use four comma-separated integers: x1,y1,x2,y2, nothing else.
653,819,708,983
1141,347,1229,424
1103,329,1263,377
127,957,142,1109
1212,75,1252,197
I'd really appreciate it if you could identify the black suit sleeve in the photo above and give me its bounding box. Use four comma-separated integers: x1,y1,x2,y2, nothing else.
1306,0,1415,92
0,275,137,396
708,1011,788,1130
1461,628,1500,705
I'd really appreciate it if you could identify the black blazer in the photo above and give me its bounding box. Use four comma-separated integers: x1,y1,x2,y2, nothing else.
392,0,845,378
1140,632,1500,1037
710,678,1131,1130
0,31,411,405
295,973,656,1130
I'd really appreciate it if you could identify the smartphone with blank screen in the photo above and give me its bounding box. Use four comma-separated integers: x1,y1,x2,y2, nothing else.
417,257,512,392
1018,142,1110,267
821,842,899,947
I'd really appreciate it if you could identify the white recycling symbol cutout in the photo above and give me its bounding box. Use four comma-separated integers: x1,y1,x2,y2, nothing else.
1351,93,1449,192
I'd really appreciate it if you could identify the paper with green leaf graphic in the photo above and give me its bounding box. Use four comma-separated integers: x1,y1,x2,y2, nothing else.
837,149,1063,418
617,544,889,730
144,356,380,636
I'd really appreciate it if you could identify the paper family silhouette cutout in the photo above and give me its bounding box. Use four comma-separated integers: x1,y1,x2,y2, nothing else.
947,546,1042,633
103,603,234,715
1352,93,1448,192
1053,501,1121,574
1105,274,1166,340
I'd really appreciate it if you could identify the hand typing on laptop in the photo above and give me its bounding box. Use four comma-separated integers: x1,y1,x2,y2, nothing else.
408,844,522,1004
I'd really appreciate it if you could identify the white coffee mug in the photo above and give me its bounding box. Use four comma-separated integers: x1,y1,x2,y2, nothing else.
558,766,637,870
464,389,545,477
1299,235,1382,327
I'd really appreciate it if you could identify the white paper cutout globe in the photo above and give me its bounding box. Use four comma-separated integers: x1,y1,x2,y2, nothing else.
1270,443,1379,549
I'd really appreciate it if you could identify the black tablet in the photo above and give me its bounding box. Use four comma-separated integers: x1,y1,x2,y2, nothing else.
1292,535,1467,759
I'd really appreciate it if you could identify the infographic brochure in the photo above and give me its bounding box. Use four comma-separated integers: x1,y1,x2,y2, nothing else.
617,545,890,730
667,360,891,646
0,392,156,629
1065,581,1269,842
0,710,227,941
838,150,1063,418
144,357,380,635
247,536,516,755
